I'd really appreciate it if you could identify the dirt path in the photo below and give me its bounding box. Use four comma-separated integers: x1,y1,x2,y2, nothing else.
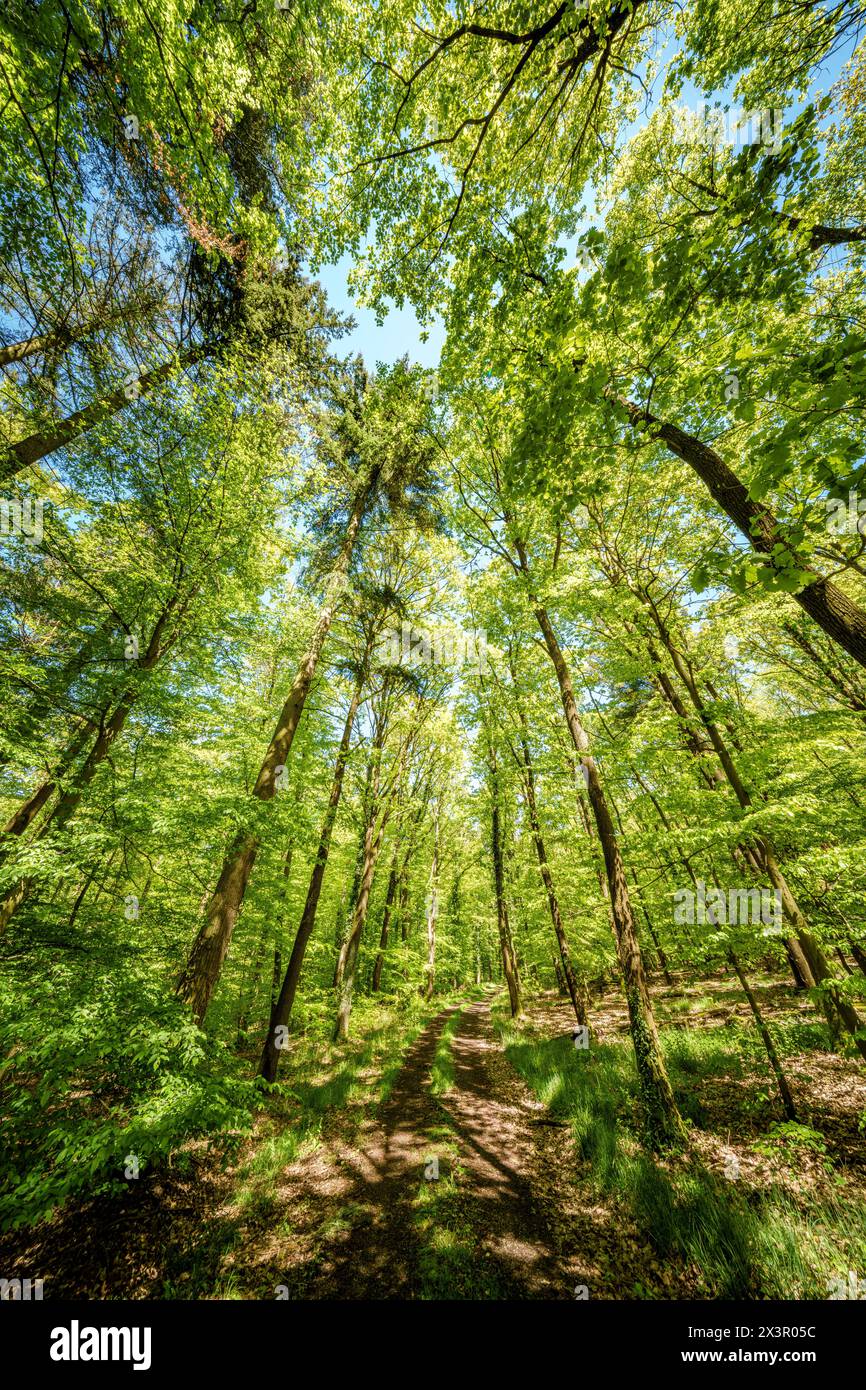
435,998,577,1297
265,995,608,1299
278,1000,464,1298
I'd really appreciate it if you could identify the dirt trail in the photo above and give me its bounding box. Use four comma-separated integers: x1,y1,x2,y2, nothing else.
280,1000,463,1297
271,995,602,1299
436,998,576,1296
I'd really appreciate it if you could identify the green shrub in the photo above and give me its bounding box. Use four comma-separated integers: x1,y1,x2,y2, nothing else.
0,962,256,1229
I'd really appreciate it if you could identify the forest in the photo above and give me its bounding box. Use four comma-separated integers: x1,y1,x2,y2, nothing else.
1,0,865,1312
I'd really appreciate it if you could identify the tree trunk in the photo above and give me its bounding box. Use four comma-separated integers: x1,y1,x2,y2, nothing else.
258,678,363,1081
643,595,866,1061
333,808,390,1042
781,622,866,713
487,742,522,1018
643,634,815,991
836,947,853,976
333,684,402,1043
0,616,113,771
2,346,203,481
849,937,866,978
0,294,162,371
531,599,685,1149
727,948,796,1120
0,603,176,934
423,816,439,1001
514,722,585,1023
784,938,812,990
0,719,95,842
372,848,400,994
616,395,866,670
179,471,375,1024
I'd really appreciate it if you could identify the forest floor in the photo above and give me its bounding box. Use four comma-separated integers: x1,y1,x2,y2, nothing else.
3,971,865,1299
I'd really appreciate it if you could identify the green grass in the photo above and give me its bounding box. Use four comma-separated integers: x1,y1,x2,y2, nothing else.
430,1008,464,1096
412,1138,509,1299
498,1014,866,1299
237,997,432,1197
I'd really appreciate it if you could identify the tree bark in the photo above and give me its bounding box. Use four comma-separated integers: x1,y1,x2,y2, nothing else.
616,396,866,670
422,814,439,1001
258,677,363,1081
372,847,400,994
849,937,866,978
333,802,391,1042
727,948,796,1120
1,719,95,842
0,292,164,371
513,719,585,1024
2,346,203,481
529,598,685,1148
487,741,522,1018
179,470,376,1024
0,616,113,771
642,594,866,1059
781,621,866,712
0,602,177,934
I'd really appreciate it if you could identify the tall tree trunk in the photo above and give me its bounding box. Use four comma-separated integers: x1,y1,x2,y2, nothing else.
849,938,866,978
781,622,866,712
638,899,674,988
0,616,113,771
399,879,410,942
513,719,585,1024
178,470,376,1025
0,295,162,371
332,681,404,1043
333,805,391,1042
643,637,813,989
643,593,866,1060
529,597,685,1149
372,847,400,994
1,719,96,842
254,845,293,1043
2,346,203,482
615,395,866,670
0,602,177,934
258,677,363,1081
727,948,796,1120
487,741,522,1018
423,813,439,1001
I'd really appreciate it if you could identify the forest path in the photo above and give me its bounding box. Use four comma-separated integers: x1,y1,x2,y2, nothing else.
272,995,607,1298
279,998,463,1297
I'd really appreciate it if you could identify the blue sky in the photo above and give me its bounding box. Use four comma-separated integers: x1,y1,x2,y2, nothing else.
314,29,855,374
318,252,446,370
